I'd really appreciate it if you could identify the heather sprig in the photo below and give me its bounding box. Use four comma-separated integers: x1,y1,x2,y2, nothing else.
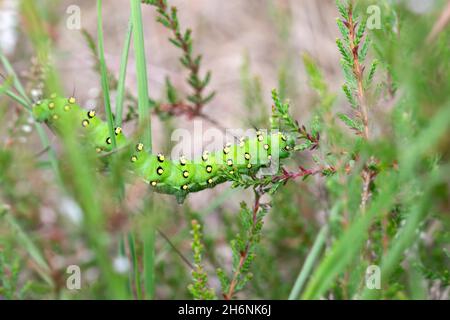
218,200,268,300
188,220,216,300
142,0,215,115
335,0,378,139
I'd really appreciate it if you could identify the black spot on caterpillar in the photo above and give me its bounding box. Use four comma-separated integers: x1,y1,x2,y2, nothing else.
32,96,295,203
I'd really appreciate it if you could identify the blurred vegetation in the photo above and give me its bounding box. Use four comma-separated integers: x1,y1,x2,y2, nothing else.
0,0,449,300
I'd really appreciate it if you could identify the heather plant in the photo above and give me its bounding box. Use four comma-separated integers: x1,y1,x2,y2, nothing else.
0,0,449,300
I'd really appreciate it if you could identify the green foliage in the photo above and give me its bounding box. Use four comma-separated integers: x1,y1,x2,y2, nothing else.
335,0,376,137
217,201,268,299
131,0,152,149
142,0,215,110
0,245,32,299
188,220,216,300
97,0,116,148
337,113,363,133
80,29,139,122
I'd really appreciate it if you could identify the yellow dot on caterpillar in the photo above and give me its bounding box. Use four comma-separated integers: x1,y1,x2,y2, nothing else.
136,143,144,152
227,159,233,166
239,141,245,147
36,100,42,105
257,135,264,142
268,155,272,160
202,152,209,161
150,181,157,187
247,164,252,169
68,97,76,104
130,155,138,162
207,178,213,184
244,153,251,160
223,147,230,154
229,170,234,174
48,102,55,109
206,165,212,173
114,127,122,135
64,105,70,111
179,156,187,165
157,153,165,162
181,184,189,190
182,170,189,178
82,119,89,127
281,135,287,141
106,137,112,144
256,130,262,136
285,145,291,151
263,144,270,150
87,110,96,118
50,93,57,99
52,114,59,120
157,167,164,175
96,147,102,153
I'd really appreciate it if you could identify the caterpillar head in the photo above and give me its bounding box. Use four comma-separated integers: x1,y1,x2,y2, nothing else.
32,99,51,122
278,133,296,158
32,95,78,123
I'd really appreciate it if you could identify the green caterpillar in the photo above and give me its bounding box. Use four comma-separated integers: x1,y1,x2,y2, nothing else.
32,95,295,203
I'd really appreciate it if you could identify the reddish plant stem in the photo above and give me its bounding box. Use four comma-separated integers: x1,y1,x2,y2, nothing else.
345,6,375,215
298,124,320,150
224,190,261,300
347,9,369,141
272,166,335,184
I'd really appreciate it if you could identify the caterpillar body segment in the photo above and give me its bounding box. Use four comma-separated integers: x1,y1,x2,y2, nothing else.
32,96,295,203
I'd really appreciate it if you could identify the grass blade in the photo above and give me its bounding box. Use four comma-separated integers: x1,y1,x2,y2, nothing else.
128,232,143,300
130,0,155,299
143,229,156,299
361,172,440,299
2,211,54,287
130,0,152,150
0,52,31,105
115,21,133,127
0,53,59,177
301,181,397,299
97,0,117,148
289,225,328,300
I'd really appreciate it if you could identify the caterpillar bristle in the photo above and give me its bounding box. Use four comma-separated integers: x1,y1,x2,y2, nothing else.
87,110,96,118
136,143,144,152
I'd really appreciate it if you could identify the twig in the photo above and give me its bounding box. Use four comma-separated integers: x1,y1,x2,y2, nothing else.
224,189,261,300
33,146,51,158
347,8,369,140
157,228,194,270
143,0,215,116
272,166,335,184
340,3,376,213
